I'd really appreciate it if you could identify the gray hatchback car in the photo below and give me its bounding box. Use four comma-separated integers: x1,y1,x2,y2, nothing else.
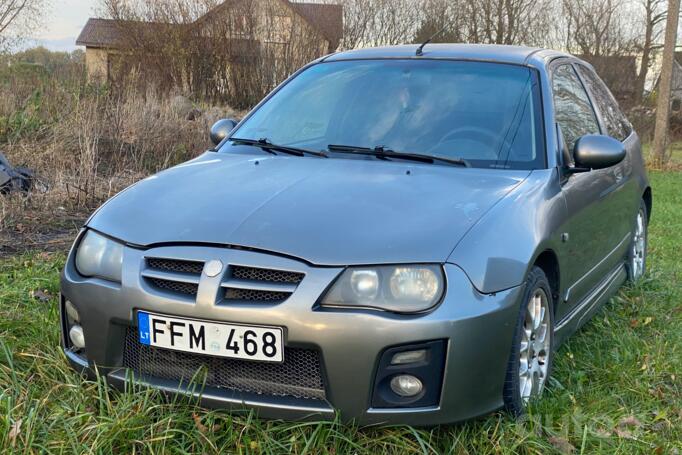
60,44,651,425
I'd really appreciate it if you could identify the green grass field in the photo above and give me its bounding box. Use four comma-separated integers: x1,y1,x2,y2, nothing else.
1,171,680,454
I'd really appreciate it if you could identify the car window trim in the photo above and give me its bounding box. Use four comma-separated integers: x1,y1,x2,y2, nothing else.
547,58,603,167
570,62,608,138
574,62,634,142
551,61,604,136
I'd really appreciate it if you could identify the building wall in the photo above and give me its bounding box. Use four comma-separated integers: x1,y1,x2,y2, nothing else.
85,48,109,83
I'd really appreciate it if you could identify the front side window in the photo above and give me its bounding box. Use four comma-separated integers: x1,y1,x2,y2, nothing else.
552,64,600,152
576,64,632,141
228,60,546,170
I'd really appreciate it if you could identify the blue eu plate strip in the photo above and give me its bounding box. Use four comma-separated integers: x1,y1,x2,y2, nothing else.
138,312,151,345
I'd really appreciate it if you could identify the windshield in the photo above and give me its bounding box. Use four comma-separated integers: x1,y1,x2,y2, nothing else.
228,59,545,170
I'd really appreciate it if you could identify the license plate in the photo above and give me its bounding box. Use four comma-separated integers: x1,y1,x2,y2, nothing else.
137,312,284,363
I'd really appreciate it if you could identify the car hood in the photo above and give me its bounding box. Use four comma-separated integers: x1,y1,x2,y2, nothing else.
88,151,530,265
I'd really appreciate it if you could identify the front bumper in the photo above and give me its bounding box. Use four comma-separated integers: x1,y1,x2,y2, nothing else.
61,239,523,425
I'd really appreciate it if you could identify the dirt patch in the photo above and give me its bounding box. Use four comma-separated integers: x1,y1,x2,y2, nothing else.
0,200,89,257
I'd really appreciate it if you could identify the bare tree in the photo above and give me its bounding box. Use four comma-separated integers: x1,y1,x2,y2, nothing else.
634,0,667,104
412,0,466,44
562,0,637,57
652,0,681,167
338,0,374,49
339,0,416,49
411,0,555,48
467,0,551,45
0,0,49,50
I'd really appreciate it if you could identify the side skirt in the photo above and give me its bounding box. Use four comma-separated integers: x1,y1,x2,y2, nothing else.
554,264,627,346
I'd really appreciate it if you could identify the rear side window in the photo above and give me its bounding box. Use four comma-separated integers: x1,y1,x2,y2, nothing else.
552,64,601,152
576,64,632,141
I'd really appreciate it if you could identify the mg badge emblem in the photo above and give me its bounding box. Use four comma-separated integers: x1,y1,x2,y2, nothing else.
204,260,223,277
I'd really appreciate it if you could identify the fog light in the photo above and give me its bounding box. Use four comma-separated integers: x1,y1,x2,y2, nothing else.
391,349,427,365
69,325,85,349
390,374,423,397
65,300,80,323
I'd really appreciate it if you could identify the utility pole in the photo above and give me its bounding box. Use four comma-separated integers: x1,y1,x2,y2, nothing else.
652,0,681,167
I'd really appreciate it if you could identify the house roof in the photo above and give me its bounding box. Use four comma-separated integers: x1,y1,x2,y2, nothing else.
76,1,343,50
76,18,123,48
76,18,182,48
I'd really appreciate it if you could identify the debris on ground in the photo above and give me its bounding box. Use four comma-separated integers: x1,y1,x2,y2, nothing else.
0,151,42,195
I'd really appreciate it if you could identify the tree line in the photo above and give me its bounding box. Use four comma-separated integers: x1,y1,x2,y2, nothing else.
0,0,672,107
338,0,667,106
92,0,672,108
0,0,679,165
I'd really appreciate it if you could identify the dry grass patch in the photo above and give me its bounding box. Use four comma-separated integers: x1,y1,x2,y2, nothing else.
1,77,243,255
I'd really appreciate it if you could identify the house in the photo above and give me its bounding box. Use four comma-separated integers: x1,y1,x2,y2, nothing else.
76,0,343,84
578,55,638,107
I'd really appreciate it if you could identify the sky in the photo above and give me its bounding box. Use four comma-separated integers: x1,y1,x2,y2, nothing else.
30,0,98,51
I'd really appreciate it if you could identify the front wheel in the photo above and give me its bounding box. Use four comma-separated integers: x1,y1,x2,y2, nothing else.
626,200,648,283
503,266,554,416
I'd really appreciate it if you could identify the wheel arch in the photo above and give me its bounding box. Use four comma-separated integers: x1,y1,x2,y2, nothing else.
642,186,652,223
532,249,560,312
447,169,566,294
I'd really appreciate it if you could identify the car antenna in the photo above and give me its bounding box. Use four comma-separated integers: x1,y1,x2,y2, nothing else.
416,25,448,56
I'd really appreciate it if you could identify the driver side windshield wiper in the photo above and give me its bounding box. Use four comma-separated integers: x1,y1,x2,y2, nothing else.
230,138,328,158
327,144,470,168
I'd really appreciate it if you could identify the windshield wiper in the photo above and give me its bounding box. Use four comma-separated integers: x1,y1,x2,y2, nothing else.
230,138,328,158
327,144,470,168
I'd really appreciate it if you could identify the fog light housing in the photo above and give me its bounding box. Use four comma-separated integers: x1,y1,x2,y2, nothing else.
391,349,427,365
390,375,423,397
69,325,86,349
65,300,80,323
372,340,446,408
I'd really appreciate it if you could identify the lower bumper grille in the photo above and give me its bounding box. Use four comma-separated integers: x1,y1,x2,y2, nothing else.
122,327,326,401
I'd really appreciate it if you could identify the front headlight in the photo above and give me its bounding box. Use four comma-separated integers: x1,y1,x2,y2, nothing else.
321,265,445,313
75,230,124,283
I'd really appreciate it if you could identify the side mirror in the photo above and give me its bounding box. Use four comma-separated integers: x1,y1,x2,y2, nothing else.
573,135,625,171
210,118,238,146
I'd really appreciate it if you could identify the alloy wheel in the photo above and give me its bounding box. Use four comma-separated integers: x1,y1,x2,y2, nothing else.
518,288,551,401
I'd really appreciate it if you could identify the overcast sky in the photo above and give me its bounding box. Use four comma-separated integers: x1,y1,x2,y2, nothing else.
31,0,98,51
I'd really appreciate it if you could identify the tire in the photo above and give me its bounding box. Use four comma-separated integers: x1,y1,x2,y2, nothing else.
626,200,648,283
503,266,555,417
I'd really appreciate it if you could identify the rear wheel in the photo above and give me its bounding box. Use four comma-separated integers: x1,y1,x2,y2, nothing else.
503,266,554,416
626,200,648,282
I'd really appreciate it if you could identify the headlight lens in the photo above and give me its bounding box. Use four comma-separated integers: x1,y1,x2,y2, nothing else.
75,230,124,283
321,265,444,313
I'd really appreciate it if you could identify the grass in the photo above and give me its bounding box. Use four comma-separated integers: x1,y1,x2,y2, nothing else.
0,171,680,454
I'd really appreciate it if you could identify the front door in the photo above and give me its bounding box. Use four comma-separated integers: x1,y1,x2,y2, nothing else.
551,62,627,318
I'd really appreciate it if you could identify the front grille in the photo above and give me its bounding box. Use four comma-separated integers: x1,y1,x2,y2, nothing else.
144,257,204,298
148,278,199,296
122,327,326,401
232,266,304,284
223,266,305,304
147,258,205,275
224,288,291,302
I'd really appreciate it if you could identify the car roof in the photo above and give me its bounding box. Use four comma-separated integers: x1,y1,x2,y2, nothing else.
323,44,570,67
